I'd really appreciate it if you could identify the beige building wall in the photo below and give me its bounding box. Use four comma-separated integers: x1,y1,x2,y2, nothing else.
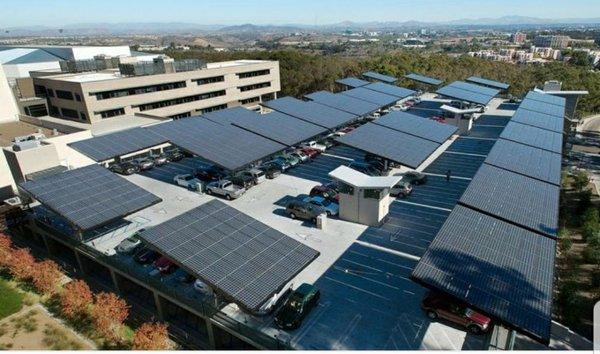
0,152,17,199
0,66,19,123
44,131,96,169
3,143,61,186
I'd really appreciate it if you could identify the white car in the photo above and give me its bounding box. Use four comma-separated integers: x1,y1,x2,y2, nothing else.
302,140,327,152
194,279,213,295
174,174,202,191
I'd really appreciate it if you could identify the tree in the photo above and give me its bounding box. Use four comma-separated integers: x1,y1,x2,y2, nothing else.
8,248,35,281
30,260,62,295
91,292,129,343
572,171,590,192
60,280,93,320
132,322,171,350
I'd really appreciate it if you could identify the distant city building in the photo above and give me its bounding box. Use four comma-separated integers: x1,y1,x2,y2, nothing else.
533,35,570,49
511,32,527,44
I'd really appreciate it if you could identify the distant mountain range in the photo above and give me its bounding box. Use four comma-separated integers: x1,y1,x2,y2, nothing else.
2,16,600,36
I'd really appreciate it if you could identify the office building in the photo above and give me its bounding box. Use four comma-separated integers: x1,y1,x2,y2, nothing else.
534,35,571,49
511,32,527,44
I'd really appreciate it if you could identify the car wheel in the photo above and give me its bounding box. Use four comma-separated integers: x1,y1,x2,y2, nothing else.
206,189,212,195
311,217,317,224
225,194,232,200
290,213,297,219
426,310,438,319
468,325,482,334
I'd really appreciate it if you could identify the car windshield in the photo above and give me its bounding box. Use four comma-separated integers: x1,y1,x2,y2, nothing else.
222,182,231,188
464,308,476,317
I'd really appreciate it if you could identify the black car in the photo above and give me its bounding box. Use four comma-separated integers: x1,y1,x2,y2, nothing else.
195,165,226,182
274,283,320,330
260,160,288,173
165,149,184,162
229,172,255,189
259,165,281,179
347,161,382,176
285,200,325,223
109,161,139,175
401,171,428,185
133,247,159,265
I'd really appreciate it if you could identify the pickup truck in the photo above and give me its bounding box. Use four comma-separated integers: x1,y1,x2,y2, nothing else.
301,140,327,152
205,180,246,200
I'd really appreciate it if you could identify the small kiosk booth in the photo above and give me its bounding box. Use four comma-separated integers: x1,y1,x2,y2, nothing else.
329,166,403,226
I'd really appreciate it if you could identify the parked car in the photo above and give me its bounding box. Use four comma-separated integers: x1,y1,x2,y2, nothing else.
285,200,325,223
178,272,196,284
303,196,339,216
153,256,178,275
240,168,266,185
309,184,340,202
195,165,226,182
164,148,184,162
274,283,320,330
230,172,255,189
291,151,309,163
173,174,202,191
301,141,327,152
318,138,335,149
148,152,168,166
347,161,382,176
259,164,282,179
421,292,491,334
193,279,213,295
131,157,155,171
400,170,428,185
275,154,300,168
109,161,139,175
133,247,159,265
205,180,246,200
390,181,413,198
116,231,143,254
260,159,290,172
299,147,320,159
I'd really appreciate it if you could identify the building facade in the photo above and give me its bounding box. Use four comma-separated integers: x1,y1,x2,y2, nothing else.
533,35,571,49
31,59,280,123
511,32,526,44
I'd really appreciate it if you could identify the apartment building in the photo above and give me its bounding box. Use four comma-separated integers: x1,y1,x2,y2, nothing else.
533,35,571,49
31,57,281,123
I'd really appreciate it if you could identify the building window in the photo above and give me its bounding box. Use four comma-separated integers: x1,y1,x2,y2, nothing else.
261,93,275,102
135,90,226,112
56,90,74,100
193,76,225,85
239,96,260,105
34,85,46,97
24,104,48,117
364,189,381,199
238,82,271,92
46,89,54,97
168,112,192,119
80,112,87,121
200,104,227,114
236,69,270,79
60,107,79,119
97,108,125,119
74,93,82,102
339,182,354,195
91,81,187,100
49,105,58,115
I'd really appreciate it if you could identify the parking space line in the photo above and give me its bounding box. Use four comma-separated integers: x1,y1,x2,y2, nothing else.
421,172,472,181
324,276,391,301
354,240,421,261
394,200,453,212
321,153,355,161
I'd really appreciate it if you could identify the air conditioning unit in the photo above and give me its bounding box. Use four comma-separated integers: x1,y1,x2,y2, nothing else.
3,196,22,207
12,140,41,151
13,133,46,143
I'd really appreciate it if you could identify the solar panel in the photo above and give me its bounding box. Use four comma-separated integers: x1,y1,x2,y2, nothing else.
459,164,559,237
485,139,562,185
525,91,566,107
364,82,416,99
466,76,510,90
19,164,161,230
69,127,168,162
336,77,370,88
362,71,397,83
305,91,379,116
519,99,565,118
201,106,258,124
336,123,440,168
373,111,457,143
148,117,285,171
511,108,564,133
138,199,319,312
500,122,563,153
404,73,443,86
436,85,493,106
262,96,358,130
411,205,556,344
339,87,399,107
450,81,501,97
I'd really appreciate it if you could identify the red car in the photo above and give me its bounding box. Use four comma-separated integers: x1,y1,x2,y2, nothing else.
421,292,491,334
300,147,320,159
309,183,340,202
153,256,178,275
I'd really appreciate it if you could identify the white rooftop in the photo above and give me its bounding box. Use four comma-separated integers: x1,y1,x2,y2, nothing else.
329,165,402,188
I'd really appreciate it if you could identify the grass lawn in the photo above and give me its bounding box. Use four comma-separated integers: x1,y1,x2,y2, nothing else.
0,279,23,320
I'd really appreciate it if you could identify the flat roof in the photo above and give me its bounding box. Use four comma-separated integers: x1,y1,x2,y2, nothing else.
0,120,62,147
329,165,402,188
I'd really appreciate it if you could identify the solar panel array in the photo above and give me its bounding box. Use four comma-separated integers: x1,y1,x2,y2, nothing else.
364,82,416,99
362,71,397,83
436,81,500,106
519,99,565,118
69,128,168,162
459,164,559,237
373,111,457,144
335,77,370,88
525,91,566,106
138,199,319,312
411,205,556,343
20,164,161,230
465,76,510,90
339,87,399,106
404,73,443,86
262,96,358,129
510,109,564,133
149,117,286,171
201,105,258,124
500,122,563,153
336,123,440,168
305,90,379,116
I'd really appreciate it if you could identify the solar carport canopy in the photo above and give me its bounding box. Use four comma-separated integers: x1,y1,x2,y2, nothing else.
149,117,285,171
374,111,457,144
69,127,168,162
19,164,161,230
525,91,566,107
336,77,370,88
411,205,556,344
485,139,562,185
436,81,500,106
305,90,379,116
459,164,559,237
364,82,416,99
201,105,258,124
262,96,358,130
340,87,399,107
519,99,565,118
510,108,564,133
466,76,510,90
139,199,319,312
362,71,397,83
405,73,443,86
336,122,440,168
500,122,563,153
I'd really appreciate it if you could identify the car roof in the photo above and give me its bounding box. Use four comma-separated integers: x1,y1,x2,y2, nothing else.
296,283,316,295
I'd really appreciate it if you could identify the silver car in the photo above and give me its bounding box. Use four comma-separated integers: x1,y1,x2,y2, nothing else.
116,233,142,254
132,157,155,171
149,153,168,166
206,180,246,200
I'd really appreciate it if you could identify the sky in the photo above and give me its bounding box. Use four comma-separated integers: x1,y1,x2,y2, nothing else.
2,0,600,27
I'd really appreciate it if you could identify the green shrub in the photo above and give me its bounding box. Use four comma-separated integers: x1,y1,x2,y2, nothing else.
0,279,23,320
